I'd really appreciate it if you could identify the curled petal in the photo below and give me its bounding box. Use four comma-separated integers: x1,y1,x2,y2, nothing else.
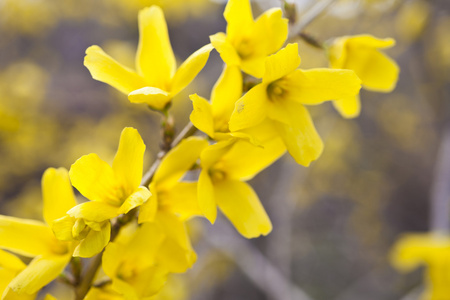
128,87,171,111
73,221,111,258
117,186,151,215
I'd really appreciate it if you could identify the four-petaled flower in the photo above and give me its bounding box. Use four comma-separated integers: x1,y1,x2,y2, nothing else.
84,6,213,111
229,43,362,166
0,168,75,298
210,0,288,78
52,127,150,257
328,34,400,118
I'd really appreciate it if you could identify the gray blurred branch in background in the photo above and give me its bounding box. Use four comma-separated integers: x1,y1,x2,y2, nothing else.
430,126,450,232
205,221,314,300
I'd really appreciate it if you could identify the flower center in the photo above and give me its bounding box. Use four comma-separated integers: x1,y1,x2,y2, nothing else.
267,81,285,102
236,38,253,59
210,169,226,183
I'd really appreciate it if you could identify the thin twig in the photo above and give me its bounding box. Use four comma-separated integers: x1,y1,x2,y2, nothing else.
288,0,337,39
141,122,198,187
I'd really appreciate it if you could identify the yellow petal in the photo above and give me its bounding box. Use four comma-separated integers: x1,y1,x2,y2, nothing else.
209,33,241,66
69,153,122,206
85,287,123,300
102,242,124,279
138,184,158,224
189,94,215,138
9,254,71,294
128,86,171,111
0,249,26,272
73,221,110,257
346,35,396,49
112,127,146,197
228,84,268,131
211,65,243,129
2,286,36,300
200,139,235,169
111,278,139,300
269,101,323,166
117,186,151,215
240,56,266,79
171,44,213,97
154,137,208,190
155,212,197,273
224,0,254,41
390,233,450,272
198,170,216,224
159,182,201,220
67,202,118,222
263,43,301,83
0,216,56,257
84,46,146,95
130,265,168,297
333,94,361,119
221,122,286,181
280,68,361,105
51,216,76,241
126,223,165,265
42,168,77,227
252,8,288,58
345,47,399,92
215,180,272,238
136,6,175,89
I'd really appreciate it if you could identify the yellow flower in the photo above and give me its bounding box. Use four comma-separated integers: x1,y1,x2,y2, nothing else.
138,137,208,273
210,0,288,78
229,43,361,166
0,168,75,297
98,222,168,300
328,34,400,118
391,233,450,300
52,127,151,258
198,123,285,238
84,6,213,111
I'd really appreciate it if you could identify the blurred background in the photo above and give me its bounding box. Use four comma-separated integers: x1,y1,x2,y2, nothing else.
0,0,449,299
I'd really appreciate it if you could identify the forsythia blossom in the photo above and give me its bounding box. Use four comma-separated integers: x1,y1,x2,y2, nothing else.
84,6,213,111
52,127,150,257
210,0,288,78
229,43,362,166
391,233,450,300
0,168,75,298
198,125,285,238
328,34,400,118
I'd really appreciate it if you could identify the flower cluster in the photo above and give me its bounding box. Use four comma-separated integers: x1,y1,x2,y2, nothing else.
0,1,399,299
